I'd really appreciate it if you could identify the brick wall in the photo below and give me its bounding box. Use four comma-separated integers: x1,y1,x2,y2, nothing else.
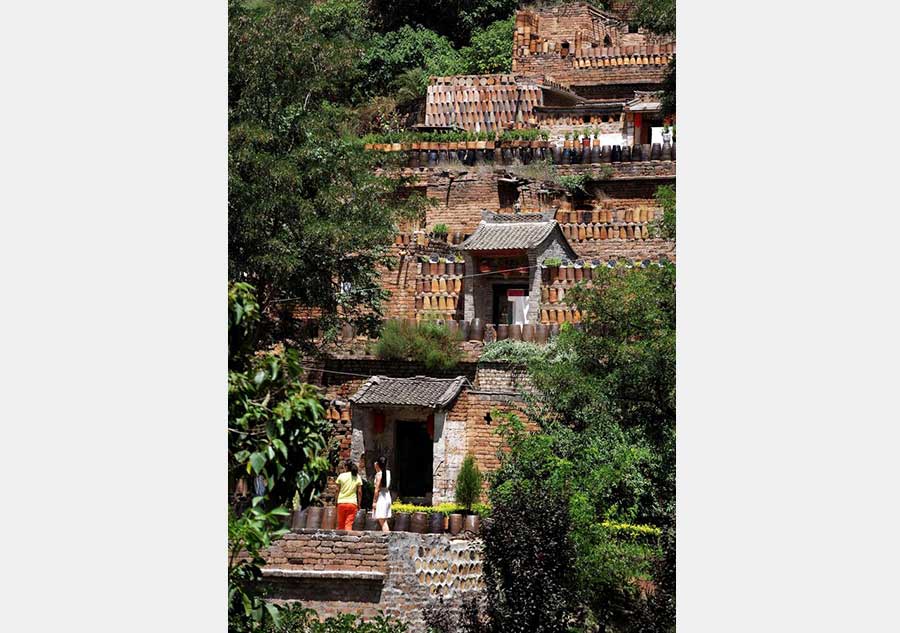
260,530,485,631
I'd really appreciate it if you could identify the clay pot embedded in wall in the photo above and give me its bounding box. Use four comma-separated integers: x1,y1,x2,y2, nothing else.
446,319,459,336
550,145,562,163
521,324,535,342
549,322,561,338
448,513,464,535
541,286,549,302
535,324,549,344
611,145,622,162
393,512,411,532
540,308,550,323
436,260,446,276
464,514,481,535
643,143,653,160
547,265,559,282
509,324,522,340
601,145,612,162
428,512,445,534
365,510,379,531
661,143,672,161
565,266,575,282
453,277,462,294
322,506,338,530
496,324,509,340
458,320,470,340
548,287,558,303
469,318,484,342
438,277,447,292
670,142,676,160
340,408,351,422
410,511,428,534
548,308,558,323
568,210,579,224
574,265,583,282
483,324,496,343
305,507,323,530
352,509,367,531
592,224,602,240
590,146,601,164
621,146,631,162
577,225,586,241
291,508,308,530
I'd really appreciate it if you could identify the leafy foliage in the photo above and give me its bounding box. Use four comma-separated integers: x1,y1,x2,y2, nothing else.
454,454,484,511
482,480,580,633
367,0,518,46
229,1,428,343
635,0,676,35
374,320,462,370
460,18,514,74
259,603,410,633
653,185,676,239
360,27,465,99
228,283,332,630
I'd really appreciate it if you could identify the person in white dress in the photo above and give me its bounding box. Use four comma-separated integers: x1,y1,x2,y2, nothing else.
373,456,392,533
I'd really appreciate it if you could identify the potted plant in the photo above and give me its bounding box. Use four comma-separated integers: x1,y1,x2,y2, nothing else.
544,257,562,282
432,223,449,241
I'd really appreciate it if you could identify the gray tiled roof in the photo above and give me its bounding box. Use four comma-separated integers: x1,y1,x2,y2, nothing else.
458,216,559,251
349,376,467,409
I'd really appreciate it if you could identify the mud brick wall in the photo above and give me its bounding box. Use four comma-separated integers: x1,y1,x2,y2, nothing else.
425,171,505,236
261,531,485,632
379,245,420,320
447,390,534,489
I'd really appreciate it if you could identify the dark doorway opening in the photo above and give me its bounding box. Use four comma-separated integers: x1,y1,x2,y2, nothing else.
492,284,529,326
395,421,433,499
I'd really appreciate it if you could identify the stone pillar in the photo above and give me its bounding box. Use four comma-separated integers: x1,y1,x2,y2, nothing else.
527,249,542,325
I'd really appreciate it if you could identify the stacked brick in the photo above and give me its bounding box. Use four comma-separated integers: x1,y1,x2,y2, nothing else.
263,530,389,573
424,75,543,131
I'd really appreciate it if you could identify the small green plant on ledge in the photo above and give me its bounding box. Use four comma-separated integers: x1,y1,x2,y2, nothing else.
374,320,462,370
455,454,484,512
432,223,448,235
556,173,589,195
543,257,562,267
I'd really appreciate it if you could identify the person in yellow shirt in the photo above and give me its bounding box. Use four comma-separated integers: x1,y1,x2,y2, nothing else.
335,459,362,530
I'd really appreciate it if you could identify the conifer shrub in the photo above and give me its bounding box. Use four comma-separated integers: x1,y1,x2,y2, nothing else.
454,453,483,512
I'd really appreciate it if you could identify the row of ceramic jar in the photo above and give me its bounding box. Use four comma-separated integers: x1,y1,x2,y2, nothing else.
417,295,459,311
292,506,481,535
420,261,465,277
557,208,655,224
418,277,463,293
561,222,653,241
540,307,583,324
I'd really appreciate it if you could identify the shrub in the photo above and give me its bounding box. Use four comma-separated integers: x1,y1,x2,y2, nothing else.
374,320,462,370
480,339,548,364
259,603,409,632
542,257,562,267
482,482,579,633
432,223,449,234
454,454,484,512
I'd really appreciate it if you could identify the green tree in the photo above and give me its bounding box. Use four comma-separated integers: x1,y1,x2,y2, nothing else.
359,26,465,100
460,17,514,74
228,282,332,630
229,1,428,342
653,184,675,240
635,0,676,35
367,0,518,46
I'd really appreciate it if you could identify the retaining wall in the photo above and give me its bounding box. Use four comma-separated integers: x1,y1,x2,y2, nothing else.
260,530,485,631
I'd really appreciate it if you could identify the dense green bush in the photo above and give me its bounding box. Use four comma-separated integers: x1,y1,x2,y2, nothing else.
391,502,491,518
482,481,579,633
454,454,484,511
374,320,462,370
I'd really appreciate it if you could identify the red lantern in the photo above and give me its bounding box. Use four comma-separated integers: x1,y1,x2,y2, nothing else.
373,410,386,434
634,113,643,128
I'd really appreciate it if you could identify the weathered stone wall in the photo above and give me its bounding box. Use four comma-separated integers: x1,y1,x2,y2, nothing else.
261,530,485,631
